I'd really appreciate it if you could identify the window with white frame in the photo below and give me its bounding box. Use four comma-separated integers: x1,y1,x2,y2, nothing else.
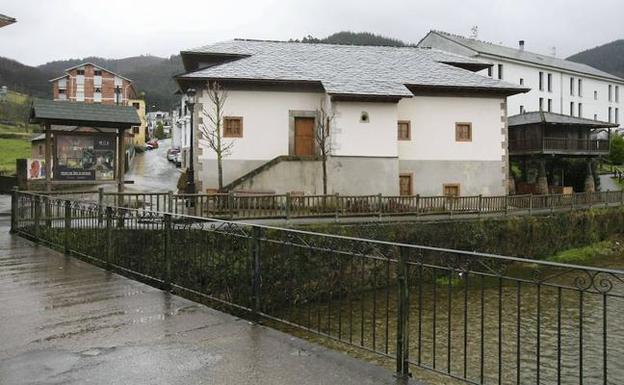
609,107,613,122
538,72,543,91
547,98,552,112
578,79,582,97
578,103,583,118
570,102,574,116
616,108,620,124
609,85,613,102
570,77,575,96
547,73,552,92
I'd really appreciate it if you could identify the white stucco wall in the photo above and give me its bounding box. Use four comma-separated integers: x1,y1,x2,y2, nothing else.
331,101,398,157
197,90,325,161
476,56,623,126
397,96,505,161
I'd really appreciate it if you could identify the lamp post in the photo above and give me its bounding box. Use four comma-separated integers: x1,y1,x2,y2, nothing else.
185,88,197,194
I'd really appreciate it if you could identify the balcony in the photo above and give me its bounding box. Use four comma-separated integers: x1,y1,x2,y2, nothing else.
509,137,609,156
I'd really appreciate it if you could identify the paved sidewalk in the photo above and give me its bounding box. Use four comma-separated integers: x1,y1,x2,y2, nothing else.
0,202,417,385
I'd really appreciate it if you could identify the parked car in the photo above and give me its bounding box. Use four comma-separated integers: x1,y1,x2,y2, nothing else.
174,152,182,168
167,147,180,161
145,143,154,150
146,139,159,149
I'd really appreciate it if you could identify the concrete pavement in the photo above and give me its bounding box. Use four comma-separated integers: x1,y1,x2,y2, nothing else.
0,198,417,385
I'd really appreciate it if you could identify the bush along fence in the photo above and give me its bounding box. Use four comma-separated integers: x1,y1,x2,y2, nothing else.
10,190,624,385
32,188,624,221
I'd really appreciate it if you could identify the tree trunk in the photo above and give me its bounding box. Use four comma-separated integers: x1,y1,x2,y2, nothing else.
217,153,224,192
322,156,328,195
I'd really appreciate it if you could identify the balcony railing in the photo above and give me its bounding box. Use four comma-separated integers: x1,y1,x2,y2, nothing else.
510,137,610,154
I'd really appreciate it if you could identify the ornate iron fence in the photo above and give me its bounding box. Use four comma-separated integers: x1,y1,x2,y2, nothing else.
10,190,624,385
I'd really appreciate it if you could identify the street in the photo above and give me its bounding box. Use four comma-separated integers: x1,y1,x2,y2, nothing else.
123,138,180,193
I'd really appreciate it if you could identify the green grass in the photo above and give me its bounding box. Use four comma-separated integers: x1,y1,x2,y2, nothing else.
0,138,31,174
546,240,618,265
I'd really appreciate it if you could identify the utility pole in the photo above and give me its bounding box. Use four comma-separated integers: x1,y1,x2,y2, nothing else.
185,88,197,194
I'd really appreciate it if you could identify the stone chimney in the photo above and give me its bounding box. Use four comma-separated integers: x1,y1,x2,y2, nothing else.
519,40,525,51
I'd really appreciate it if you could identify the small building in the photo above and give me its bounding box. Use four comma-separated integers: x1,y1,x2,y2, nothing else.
418,31,624,128
508,111,617,193
176,39,527,196
128,98,147,147
50,63,137,105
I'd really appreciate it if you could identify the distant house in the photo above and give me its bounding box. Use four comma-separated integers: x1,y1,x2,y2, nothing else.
128,99,147,147
418,31,624,128
172,96,192,167
146,111,170,138
175,39,527,196
0,14,16,28
50,63,137,105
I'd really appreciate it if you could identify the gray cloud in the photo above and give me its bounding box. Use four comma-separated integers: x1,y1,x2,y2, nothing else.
1,0,622,66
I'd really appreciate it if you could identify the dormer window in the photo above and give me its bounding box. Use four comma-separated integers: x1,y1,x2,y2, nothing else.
77,69,85,75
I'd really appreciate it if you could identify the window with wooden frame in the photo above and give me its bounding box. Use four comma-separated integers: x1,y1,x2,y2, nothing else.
443,184,460,197
455,122,472,142
223,116,243,138
399,174,412,196
397,120,411,141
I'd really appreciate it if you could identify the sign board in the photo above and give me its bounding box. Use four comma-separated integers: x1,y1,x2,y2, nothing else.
54,134,115,181
26,158,46,180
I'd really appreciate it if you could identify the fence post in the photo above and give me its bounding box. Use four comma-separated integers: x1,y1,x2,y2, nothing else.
10,187,18,234
250,227,262,320
396,246,410,378
64,200,71,254
478,194,483,217
163,213,172,290
605,191,609,208
335,193,340,221
105,206,113,267
621,190,624,206
34,195,41,242
528,194,533,215
44,195,51,227
550,194,554,213
415,194,420,217
97,187,104,225
377,193,383,219
228,191,235,219
285,192,291,220
167,190,173,213
505,195,509,216
588,192,592,209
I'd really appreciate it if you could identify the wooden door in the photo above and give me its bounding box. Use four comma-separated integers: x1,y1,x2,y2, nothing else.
294,117,315,156
399,174,412,196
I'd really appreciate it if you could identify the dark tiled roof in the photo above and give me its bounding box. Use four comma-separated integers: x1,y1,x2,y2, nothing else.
0,14,16,27
179,40,528,97
426,31,624,82
509,111,618,128
30,99,141,128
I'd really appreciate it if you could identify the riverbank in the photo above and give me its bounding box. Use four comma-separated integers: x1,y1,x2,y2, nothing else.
301,207,624,260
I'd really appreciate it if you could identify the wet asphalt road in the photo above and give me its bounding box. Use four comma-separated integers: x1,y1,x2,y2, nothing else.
0,212,417,385
119,138,180,193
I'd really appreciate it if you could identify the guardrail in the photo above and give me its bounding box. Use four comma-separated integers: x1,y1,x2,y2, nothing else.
10,190,624,385
35,188,624,221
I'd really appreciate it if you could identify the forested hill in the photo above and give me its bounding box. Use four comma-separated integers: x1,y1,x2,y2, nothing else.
291,31,410,46
567,40,624,78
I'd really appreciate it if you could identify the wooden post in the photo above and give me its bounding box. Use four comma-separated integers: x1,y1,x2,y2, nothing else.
228,191,234,219
167,190,174,213
478,194,483,216
334,193,340,221
44,123,52,192
529,194,533,215
116,128,126,207
285,192,291,220
377,193,383,219
415,194,420,217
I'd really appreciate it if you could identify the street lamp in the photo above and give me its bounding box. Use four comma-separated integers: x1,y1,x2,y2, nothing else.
185,88,197,194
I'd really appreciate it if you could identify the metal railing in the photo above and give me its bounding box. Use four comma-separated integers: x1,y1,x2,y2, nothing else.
10,190,624,385
37,188,624,221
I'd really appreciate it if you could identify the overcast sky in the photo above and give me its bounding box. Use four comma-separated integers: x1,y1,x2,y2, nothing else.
1,0,622,66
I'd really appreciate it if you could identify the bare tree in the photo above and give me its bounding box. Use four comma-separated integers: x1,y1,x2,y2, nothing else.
315,104,335,195
199,81,233,191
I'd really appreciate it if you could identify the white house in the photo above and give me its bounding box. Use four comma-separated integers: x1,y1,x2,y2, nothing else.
175,39,527,196
418,31,624,127
171,95,192,168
